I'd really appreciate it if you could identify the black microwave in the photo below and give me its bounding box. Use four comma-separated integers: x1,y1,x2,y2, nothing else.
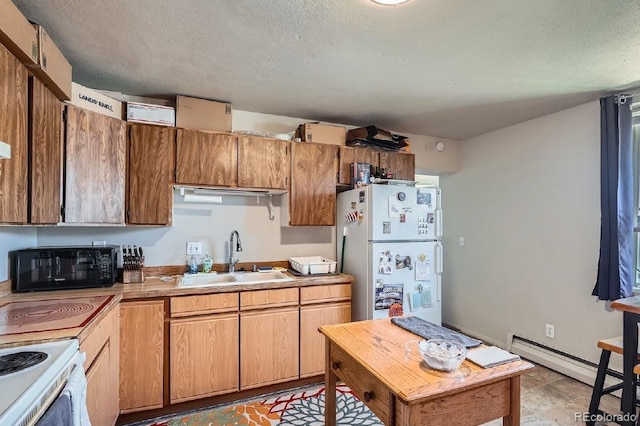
11,246,119,292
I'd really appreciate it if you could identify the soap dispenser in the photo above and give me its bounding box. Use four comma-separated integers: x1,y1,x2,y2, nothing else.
188,254,198,274
203,251,213,273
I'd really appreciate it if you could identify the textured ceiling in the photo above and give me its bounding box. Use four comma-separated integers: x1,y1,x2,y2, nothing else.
12,0,640,140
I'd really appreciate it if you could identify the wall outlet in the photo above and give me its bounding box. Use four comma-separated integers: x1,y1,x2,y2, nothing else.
545,323,555,339
186,242,202,255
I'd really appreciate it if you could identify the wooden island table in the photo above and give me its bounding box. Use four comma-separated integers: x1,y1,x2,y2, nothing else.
320,318,534,426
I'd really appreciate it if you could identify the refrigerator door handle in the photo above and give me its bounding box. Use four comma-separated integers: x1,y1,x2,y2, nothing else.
435,209,443,238
435,242,443,302
435,241,443,275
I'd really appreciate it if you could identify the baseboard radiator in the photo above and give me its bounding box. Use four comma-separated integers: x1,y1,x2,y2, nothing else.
506,333,622,393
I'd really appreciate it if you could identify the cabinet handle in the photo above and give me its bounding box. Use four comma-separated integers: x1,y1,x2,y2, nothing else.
332,361,341,370
364,391,374,402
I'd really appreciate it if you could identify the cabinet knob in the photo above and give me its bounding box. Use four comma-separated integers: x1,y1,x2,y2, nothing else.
332,361,341,370
364,391,374,402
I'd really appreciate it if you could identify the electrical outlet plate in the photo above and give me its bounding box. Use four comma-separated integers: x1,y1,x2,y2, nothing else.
545,323,555,339
186,242,202,255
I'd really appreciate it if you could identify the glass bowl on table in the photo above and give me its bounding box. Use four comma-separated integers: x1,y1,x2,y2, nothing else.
416,339,467,371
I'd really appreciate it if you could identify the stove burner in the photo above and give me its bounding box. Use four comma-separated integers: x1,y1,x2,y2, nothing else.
0,351,48,376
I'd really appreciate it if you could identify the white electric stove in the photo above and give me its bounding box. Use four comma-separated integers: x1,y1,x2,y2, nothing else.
0,339,79,426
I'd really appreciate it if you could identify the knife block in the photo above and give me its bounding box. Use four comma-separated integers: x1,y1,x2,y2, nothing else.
123,269,145,284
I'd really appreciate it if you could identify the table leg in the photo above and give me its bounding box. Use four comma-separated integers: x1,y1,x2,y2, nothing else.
621,312,638,426
502,375,521,426
325,338,337,426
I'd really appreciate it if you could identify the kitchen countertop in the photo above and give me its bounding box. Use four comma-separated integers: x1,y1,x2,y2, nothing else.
0,272,353,348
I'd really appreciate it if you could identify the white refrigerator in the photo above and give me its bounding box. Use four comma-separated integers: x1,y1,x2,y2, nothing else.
337,181,443,324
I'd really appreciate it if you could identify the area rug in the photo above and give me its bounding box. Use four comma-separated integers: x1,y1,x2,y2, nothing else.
127,384,383,426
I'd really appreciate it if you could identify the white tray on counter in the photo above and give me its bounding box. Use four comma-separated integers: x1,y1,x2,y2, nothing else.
289,256,337,275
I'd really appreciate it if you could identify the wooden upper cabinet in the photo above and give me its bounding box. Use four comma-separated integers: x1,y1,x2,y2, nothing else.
338,147,379,186
237,136,289,190
64,105,126,223
128,124,175,225
0,43,28,224
176,130,236,187
288,142,338,226
29,77,62,224
379,151,415,181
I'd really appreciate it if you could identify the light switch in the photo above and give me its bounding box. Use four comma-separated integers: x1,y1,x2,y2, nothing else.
458,237,465,247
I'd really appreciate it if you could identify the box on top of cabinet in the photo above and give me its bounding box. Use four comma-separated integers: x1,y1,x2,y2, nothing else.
29,25,72,101
127,101,175,127
0,0,38,65
295,123,346,146
176,95,232,133
69,82,123,120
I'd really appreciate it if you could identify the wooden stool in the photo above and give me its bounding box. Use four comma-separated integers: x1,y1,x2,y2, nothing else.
587,337,633,426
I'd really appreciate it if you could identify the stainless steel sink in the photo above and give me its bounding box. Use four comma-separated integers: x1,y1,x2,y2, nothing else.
179,271,294,288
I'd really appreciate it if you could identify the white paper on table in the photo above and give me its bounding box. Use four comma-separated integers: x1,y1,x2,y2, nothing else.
415,260,430,281
388,196,400,218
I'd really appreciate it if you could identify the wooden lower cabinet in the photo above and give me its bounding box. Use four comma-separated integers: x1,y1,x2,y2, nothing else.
86,340,118,425
119,300,165,413
170,313,239,403
300,302,351,377
240,306,299,389
81,306,120,426
300,284,352,377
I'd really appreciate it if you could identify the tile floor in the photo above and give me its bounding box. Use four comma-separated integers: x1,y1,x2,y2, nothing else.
482,363,627,426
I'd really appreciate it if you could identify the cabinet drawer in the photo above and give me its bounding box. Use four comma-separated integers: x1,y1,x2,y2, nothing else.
171,293,239,317
330,343,391,424
240,288,298,310
300,284,351,305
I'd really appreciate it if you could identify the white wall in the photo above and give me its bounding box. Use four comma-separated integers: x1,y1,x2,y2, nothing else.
0,228,36,280
36,192,335,268
440,101,621,365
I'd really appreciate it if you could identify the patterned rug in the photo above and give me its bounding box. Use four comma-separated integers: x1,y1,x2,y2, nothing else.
127,384,383,426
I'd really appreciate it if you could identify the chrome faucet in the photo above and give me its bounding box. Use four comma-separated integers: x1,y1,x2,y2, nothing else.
228,230,243,272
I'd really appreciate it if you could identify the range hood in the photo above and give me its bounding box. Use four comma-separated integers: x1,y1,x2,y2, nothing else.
0,141,10,159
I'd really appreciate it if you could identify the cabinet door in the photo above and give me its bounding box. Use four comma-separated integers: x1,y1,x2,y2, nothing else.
379,152,415,181
289,142,338,226
29,77,62,224
240,306,299,389
176,129,236,186
128,124,175,225
65,105,126,223
0,43,28,223
120,300,164,413
170,313,239,403
86,340,119,426
237,136,289,189
300,302,351,377
338,147,379,186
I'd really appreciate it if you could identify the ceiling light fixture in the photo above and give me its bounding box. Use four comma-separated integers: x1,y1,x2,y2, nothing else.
370,0,411,5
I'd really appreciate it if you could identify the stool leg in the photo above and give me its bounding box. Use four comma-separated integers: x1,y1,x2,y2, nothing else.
588,349,611,426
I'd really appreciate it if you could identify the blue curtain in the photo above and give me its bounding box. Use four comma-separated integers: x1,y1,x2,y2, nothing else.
592,95,634,300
